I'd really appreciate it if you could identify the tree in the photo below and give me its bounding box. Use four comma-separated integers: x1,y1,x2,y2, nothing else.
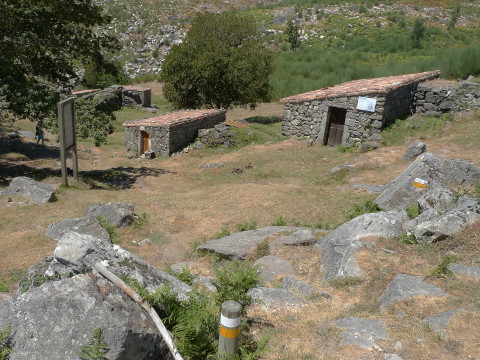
0,0,119,121
161,12,274,110
284,19,300,51
447,6,461,31
411,18,426,49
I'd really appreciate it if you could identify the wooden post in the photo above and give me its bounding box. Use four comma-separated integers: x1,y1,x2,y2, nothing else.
218,300,241,357
93,262,184,360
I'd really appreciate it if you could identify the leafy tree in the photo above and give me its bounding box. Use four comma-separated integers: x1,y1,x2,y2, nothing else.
447,6,461,31
284,19,300,51
43,97,115,146
77,328,109,360
161,12,274,110
411,18,426,49
82,61,128,89
0,0,119,121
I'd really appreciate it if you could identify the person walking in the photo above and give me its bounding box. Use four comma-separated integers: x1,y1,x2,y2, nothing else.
36,124,45,147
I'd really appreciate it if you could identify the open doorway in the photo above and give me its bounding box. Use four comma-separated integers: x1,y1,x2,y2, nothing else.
326,107,347,146
140,131,150,154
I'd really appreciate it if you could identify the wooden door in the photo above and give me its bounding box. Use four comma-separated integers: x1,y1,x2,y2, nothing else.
141,131,149,154
327,107,347,146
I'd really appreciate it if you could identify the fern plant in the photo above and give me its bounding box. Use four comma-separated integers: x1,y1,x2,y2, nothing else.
0,325,13,360
77,328,109,360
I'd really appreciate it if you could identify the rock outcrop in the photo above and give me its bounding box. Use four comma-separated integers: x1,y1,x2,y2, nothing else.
0,176,55,204
0,274,171,360
375,152,480,211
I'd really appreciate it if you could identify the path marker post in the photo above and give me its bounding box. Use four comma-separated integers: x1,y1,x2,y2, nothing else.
218,300,242,357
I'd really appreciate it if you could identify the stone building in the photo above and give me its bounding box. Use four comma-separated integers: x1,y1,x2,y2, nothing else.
281,71,440,146
123,109,226,157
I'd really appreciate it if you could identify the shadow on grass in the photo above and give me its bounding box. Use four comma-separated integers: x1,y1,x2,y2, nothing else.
0,139,174,189
82,166,175,189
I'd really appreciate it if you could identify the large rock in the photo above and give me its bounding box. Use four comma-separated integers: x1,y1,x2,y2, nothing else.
375,153,480,211
314,211,407,282
281,276,332,301
198,226,310,260
335,317,389,351
46,232,191,299
2,274,171,360
45,216,111,242
425,308,465,335
447,263,480,280
254,256,296,284
0,176,55,204
271,229,318,247
402,141,426,160
406,196,480,242
247,287,306,308
379,274,449,308
92,85,123,113
85,203,137,227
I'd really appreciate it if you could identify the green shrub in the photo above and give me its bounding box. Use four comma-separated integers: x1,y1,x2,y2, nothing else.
430,255,459,278
397,233,417,245
96,216,118,243
406,202,421,220
125,259,262,359
0,281,7,293
77,328,109,360
213,260,260,307
272,215,287,226
346,199,380,220
167,267,196,286
132,213,149,229
0,325,12,360
212,227,231,239
254,239,270,259
236,219,258,232
337,144,358,153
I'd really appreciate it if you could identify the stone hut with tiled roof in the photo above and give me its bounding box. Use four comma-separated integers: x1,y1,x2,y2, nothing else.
281,71,440,146
123,109,226,157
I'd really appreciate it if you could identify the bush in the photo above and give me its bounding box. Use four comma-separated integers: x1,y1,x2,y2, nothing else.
430,255,458,278
236,220,258,232
397,233,417,245
346,199,380,220
406,202,421,220
96,216,118,243
125,259,262,360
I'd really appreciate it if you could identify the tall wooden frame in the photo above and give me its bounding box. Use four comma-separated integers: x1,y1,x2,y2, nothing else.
58,97,79,186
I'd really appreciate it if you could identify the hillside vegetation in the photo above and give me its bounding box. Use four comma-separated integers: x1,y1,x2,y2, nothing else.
100,0,480,98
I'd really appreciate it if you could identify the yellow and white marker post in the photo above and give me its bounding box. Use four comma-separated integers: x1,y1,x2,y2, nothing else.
218,300,242,358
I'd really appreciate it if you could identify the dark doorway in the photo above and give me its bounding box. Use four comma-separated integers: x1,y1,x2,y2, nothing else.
141,131,150,154
326,107,347,146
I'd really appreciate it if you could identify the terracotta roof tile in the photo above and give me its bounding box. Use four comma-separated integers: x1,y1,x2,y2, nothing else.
123,109,226,127
281,70,440,104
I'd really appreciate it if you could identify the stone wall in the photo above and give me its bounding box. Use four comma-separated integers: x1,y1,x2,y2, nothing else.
124,112,226,157
282,95,387,145
282,83,427,145
414,80,480,116
197,123,237,148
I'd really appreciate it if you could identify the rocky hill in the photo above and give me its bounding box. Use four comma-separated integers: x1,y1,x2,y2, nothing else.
98,0,480,79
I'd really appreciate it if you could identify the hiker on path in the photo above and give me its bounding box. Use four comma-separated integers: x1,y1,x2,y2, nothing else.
35,124,45,147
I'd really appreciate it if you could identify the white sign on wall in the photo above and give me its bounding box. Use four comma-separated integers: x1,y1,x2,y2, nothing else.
357,97,377,113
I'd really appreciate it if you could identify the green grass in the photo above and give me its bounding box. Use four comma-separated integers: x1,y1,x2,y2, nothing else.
381,114,449,146
346,199,380,220
430,254,459,278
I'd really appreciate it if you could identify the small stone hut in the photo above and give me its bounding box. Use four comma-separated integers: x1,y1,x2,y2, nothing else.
281,70,440,146
123,109,226,157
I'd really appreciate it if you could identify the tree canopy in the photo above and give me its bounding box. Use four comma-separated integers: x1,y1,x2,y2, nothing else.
161,12,274,110
0,0,119,120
